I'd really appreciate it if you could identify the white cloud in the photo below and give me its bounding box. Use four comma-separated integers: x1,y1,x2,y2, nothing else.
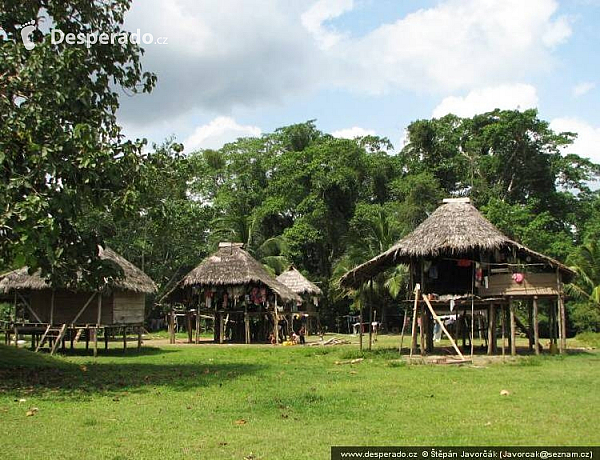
118,0,572,133
550,118,600,164
333,0,571,93
331,126,375,139
301,0,354,49
572,82,596,97
432,84,539,118
183,117,262,152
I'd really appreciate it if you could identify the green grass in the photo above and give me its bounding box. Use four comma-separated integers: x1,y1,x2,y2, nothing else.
0,335,599,460
574,332,600,348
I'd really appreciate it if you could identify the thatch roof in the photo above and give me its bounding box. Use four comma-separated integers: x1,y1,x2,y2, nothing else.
276,267,322,296
0,247,157,294
178,243,300,302
340,198,575,288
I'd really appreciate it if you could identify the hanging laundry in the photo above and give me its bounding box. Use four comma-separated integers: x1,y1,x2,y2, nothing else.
512,273,525,284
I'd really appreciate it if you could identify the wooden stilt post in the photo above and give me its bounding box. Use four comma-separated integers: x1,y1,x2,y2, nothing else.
123,327,127,353
186,311,193,344
137,326,142,351
419,303,426,356
501,304,506,358
487,304,495,355
509,297,516,356
169,308,176,344
94,294,101,357
104,327,109,350
195,309,200,344
244,304,250,344
358,296,363,352
559,295,567,352
533,296,540,356
528,299,534,351
368,279,373,351
219,312,225,344
409,284,420,357
273,298,279,345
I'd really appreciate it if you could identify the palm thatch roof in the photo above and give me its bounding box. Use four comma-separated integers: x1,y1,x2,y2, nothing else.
276,267,322,296
0,247,157,294
178,243,300,302
340,198,575,288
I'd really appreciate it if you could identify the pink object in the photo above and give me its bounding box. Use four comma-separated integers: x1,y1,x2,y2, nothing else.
512,273,525,284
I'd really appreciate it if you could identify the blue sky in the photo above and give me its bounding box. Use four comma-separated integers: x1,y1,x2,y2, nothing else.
119,0,600,162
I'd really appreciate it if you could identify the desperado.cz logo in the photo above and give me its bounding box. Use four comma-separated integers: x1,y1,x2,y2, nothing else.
19,23,167,50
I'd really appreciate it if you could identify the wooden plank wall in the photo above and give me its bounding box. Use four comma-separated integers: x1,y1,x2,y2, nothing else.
113,291,145,324
478,273,558,297
30,290,113,324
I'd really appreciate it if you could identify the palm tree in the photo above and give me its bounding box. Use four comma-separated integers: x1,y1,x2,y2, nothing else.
566,239,600,305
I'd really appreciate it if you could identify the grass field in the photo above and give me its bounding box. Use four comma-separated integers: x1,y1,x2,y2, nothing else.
0,334,599,460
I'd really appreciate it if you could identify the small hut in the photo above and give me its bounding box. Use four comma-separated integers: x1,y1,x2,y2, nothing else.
340,198,575,357
170,242,300,344
276,267,322,335
0,247,156,354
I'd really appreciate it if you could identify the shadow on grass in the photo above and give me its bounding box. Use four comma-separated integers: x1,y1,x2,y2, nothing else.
0,345,264,396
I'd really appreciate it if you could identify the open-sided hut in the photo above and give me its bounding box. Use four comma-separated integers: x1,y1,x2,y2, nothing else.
171,242,300,344
340,198,574,357
276,267,322,334
0,247,157,354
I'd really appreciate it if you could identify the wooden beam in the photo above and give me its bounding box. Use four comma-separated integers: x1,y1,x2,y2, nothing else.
368,279,373,351
123,326,127,353
71,293,97,325
528,299,534,351
137,326,142,351
409,284,420,357
509,298,516,356
487,304,495,355
96,292,102,326
419,302,426,356
559,295,567,352
533,296,540,355
358,295,363,352
422,295,465,361
501,303,506,358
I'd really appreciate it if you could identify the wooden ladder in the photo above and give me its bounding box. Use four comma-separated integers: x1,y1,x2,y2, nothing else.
72,328,84,346
35,324,68,355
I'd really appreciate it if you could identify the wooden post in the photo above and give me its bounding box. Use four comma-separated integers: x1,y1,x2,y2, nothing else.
509,298,516,356
487,304,495,355
501,304,506,358
273,299,279,345
409,284,420,357
368,279,373,351
137,326,142,351
358,297,363,352
528,299,534,351
399,304,409,354
559,295,567,352
104,327,109,350
219,312,225,344
169,308,176,344
419,302,426,356
123,327,127,352
422,296,465,360
186,311,193,344
50,290,55,325
195,309,200,344
94,294,101,357
244,304,250,344
533,296,540,355
93,328,98,357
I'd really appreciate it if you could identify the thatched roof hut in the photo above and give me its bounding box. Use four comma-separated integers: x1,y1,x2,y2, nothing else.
0,247,156,327
0,247,156,294
340,198,574,288
276,267,322,296
178,243,299,302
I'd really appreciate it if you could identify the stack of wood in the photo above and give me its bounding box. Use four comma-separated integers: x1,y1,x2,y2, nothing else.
308,336,352,346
